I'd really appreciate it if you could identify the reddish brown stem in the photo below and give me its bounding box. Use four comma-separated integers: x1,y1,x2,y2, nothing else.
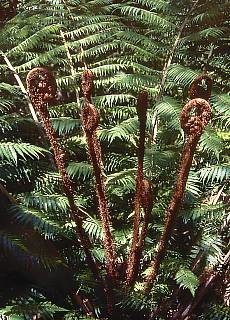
133,180,155,283
26,67,100,282
145,98,211,293
126,92,148,288
138,180,154,254
188,74,212,101
81,70,117,285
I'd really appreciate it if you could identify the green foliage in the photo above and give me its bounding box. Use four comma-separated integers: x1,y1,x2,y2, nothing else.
0,142,47,164
175,268,199,296
0,0,229,318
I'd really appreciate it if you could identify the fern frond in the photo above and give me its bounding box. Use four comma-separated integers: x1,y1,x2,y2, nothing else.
175,268,199,296
167,64,200,88
106,168,136,194
0,142,48,165
67,162,93,180
199,129,224,158
51,117,81,135
0,231,28,255
98,117,139,144
10,205,63,237
186,171,201,197
83,215,104,242
119,5,175,30
199,164,230,184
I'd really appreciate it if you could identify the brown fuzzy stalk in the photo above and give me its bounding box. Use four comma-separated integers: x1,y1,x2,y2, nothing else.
188,74,212,101
81,70,117,286
26,67,100,282
126,91,148,288
139,180,154,253
134,180,155,280
144,98,211,293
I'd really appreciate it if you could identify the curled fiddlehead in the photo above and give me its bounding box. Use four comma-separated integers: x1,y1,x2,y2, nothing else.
144,94,211,293
180,98,211,137
26,67,56,106
26,67,100,282
188,74,212,101
81,70,117,285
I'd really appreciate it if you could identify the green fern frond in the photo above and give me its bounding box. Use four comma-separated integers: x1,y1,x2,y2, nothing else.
119,5,175,30
154,96,182,131
199,164,230,184
199,128,224,158
186,171,201,197
180,27,225,44
0,142,48,165
133,0,170,12
203,304,230,320
83,215,104,241
93,93,136,109
0,98,16,113
106,168,136,194
0,231,28,255
10,205,63,237
182,203,226,222
211,94,230,129
6,24,63,57
175,268,199,296
67,162,93,180
51,117,81,135
167,64,200,88
0,301,67,319
191,234,224,267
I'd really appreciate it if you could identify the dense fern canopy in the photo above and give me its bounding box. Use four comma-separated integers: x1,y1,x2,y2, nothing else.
0,0,229,319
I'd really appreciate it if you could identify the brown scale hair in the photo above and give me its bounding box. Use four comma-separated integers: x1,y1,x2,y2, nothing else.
26,67,101,283
81,70,118,315
144,97,211,293
126,91,149,288
188,74,212,101
81,69,94,102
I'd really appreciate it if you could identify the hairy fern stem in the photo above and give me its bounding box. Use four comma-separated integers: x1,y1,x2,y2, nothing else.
126,91,149,288
81,70,118,312
26,67,101,282
145,96,211,293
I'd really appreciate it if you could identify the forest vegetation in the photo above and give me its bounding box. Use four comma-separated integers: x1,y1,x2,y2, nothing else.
0,0,229,319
